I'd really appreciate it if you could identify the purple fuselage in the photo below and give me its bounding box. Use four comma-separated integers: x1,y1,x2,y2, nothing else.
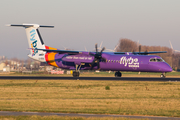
48,52,172,73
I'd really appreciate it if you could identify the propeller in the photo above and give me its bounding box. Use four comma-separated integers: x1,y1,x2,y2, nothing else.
132,49,135,54
144,50,149,55
132,44,149,55
89,44,106,70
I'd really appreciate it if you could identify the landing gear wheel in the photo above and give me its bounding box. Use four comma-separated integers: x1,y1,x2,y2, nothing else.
160,73,165,78
73,71,80,77
115,71,122,77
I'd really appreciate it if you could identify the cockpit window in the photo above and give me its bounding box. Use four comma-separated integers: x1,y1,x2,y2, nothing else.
150,58,164,62
156,58,163,62
150,59,156,62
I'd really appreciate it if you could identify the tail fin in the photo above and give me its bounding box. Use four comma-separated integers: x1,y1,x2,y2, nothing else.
7,23,54,62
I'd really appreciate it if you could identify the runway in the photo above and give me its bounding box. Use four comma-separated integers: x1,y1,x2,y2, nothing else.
0,111,179,120
0,76,180,81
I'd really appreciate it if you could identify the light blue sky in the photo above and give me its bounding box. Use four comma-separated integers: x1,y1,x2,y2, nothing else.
0,0,180,59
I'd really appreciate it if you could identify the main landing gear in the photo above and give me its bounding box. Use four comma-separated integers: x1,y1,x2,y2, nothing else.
73,71,80,77
72,64,81,77
115,71,122,77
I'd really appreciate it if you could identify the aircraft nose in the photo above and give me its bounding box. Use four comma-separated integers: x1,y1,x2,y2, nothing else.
163,64,173,72
165,67,173,72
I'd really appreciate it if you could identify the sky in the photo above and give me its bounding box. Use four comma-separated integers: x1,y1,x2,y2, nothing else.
0,0,180,59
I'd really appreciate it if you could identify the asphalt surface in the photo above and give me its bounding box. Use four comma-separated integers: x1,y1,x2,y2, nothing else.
0,76,180,81
0,111,180,120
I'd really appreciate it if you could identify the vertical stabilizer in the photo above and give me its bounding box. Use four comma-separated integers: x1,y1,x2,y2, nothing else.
7,24,54,62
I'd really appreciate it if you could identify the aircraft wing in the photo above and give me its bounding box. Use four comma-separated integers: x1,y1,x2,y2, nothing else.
114,51,167,55
134,51,167,55
33,48,167,55
113,52,126,54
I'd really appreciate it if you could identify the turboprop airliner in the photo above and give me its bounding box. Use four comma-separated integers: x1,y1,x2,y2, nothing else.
7,24,172,77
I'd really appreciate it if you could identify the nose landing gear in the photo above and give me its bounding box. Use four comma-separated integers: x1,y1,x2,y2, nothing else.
160,73,166,78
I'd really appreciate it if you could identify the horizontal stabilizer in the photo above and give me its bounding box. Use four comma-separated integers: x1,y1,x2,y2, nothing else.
6,24,54,28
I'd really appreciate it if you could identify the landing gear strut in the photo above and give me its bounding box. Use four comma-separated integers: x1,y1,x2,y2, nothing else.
115,71,122,77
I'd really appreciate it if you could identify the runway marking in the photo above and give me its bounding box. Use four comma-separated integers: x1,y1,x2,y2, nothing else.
0,76,180,81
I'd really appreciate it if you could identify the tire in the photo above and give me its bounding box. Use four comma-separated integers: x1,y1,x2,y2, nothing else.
160,74,165,78
73,71,80,77
115,71,122,77
118,72,122,77
115,72,118,77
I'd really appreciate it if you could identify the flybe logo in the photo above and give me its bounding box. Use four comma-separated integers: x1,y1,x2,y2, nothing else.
30,29,38,56
120,56,139,68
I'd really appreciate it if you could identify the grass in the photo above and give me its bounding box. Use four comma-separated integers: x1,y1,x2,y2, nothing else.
105,85,110,90
0,115,151,120
0,80,179,118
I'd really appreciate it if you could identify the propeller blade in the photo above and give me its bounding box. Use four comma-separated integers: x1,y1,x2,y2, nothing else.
90,58,97,70
169,40,173,49
100,47,106,53
101,57,106,62
95,43,98,53
89,52,95,56
144,50,148,55
139,45,141,54
97,60,100,69
84,46,87,51
114,44,118,52
132,50,135,54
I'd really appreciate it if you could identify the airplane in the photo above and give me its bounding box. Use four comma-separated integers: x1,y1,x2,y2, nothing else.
7,24,172,78
169,40,180,53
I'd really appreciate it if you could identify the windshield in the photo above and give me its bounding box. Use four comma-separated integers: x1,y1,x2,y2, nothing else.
150,58,164,62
